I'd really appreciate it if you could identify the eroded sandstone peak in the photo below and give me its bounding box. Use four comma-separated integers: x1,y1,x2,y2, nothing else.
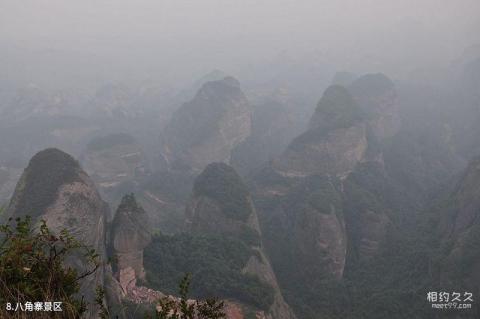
6,148,110,318
162,77,252,171
273,85,367,177
111,193,151,283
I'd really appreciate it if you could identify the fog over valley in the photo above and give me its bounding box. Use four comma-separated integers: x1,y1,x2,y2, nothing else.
0,1,480,319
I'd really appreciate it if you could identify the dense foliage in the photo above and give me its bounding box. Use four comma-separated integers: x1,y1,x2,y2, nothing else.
148,274,226,319
0,216,99,318
144,233,274,311
256,157,480,318
193,163,252,221
253,174,347,319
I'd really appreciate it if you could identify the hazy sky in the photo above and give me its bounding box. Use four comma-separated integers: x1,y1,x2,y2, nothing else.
1,0,479,87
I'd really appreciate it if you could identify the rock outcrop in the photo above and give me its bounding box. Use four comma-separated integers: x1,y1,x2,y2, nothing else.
342,162,394,263
424,156,480,312
437,157,480,245
273,85,367,177
184,163,296,319
5,148,110,318
111,194,152,294
249,79,403,317
161,77,252,172
185,163,260,240
253,172,347,280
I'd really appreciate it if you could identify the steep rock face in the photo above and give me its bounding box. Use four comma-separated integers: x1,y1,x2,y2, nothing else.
111,193,151,293
253,173,347,280
349,73,401,141
185,163,260,240
184,163,296,319
248,81,405,317
342,162,396,264
436,157,480,246
287,175,347,279
161,77,252,171
273,85,367,177
422,157,480,316
6,148,109,318
175,69,229,104
447,158,480,235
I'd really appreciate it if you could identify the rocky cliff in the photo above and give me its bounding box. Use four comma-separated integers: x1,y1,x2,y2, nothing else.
185,163,261,241
140,162,291,316
249,79,404,318
161,77,252,171
342,162,395,264
272,85,368,177
434,157,480,288
184,163,296,319
5,148,110,318
110,193,152,294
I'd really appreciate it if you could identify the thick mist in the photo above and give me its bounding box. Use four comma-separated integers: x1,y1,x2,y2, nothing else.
1,0,479,89
2,2,480,319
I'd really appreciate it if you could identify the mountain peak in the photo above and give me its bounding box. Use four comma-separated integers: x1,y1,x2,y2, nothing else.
111,193,151,282
309,84,363,131
8,148,82,218
198,76,243,99
162,75,251,171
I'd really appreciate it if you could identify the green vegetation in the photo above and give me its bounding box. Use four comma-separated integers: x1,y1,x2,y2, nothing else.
255,175,347,319
194,163,252,221
0,213,229,319
144,233,274,311
13,148,81,219
257,158,480,319
237,225,261,247
86,133,136,151
148,274,226,319
0,215,99,319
